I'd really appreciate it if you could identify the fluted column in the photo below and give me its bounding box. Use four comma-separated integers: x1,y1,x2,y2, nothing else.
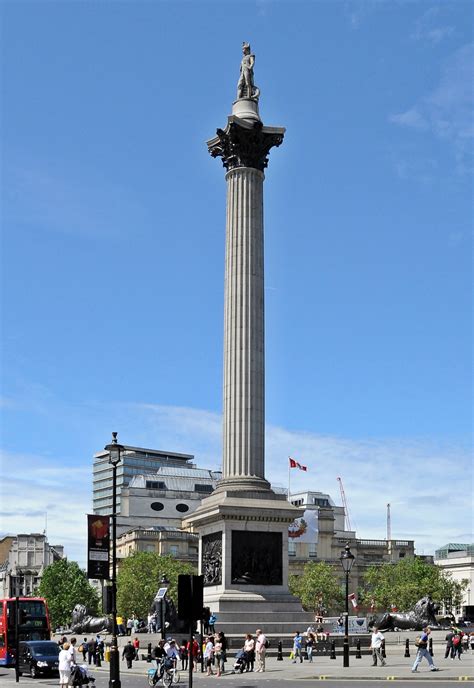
223,167,265,483
207,114,285,492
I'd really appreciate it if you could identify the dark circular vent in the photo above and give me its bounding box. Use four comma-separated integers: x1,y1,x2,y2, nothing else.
176,503,189,513
150,502,164,511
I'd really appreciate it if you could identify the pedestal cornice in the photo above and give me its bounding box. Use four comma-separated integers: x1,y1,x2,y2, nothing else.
207,115,285,172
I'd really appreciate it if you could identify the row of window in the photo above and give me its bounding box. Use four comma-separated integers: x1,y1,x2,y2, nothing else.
151,502,190,513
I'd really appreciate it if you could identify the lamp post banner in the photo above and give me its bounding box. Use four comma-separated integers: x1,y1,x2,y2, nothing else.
87,514,110,579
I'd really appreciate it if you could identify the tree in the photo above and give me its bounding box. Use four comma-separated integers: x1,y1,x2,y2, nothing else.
363,558,469,612
36,559,100,630
116,552,195,620
289,561,344,615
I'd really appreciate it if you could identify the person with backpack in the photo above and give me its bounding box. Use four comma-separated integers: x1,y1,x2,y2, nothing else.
412,626,439,673
452,632,463,660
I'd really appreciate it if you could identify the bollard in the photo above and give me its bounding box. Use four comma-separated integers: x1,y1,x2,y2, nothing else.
381,639,386,659
429,637,434,657
147,642,152,662
404,639,410,658
277,640,283,661
330,640,336,660
355,638,362,659
95,649,101,667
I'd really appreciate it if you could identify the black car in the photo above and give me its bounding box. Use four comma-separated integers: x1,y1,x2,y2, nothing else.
18,640,60,678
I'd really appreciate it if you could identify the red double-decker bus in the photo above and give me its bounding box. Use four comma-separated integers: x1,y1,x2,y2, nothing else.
0,597,51,666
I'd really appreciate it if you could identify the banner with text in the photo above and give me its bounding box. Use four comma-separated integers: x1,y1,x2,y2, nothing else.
87,514,110,579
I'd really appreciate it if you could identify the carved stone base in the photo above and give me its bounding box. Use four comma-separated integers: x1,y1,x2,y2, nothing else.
183,488,305,626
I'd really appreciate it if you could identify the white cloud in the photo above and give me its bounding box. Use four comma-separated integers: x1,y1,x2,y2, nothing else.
411,7,454,44
3,404,470,568
390,43,474,173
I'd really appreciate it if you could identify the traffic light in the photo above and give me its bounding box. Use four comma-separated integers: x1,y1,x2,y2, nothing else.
177,575,204,621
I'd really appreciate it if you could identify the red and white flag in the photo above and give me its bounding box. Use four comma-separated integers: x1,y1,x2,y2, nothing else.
348,593,358,610
289,457,307,471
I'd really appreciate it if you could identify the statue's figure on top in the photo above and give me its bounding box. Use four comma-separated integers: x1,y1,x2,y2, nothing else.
237,42,260,101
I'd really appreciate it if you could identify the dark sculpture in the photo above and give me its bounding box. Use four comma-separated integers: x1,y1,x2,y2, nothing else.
70,604,113,634
150,596,187,635
370,595,445,632
202,532,222,587
209,120,284,172
231,531,282,585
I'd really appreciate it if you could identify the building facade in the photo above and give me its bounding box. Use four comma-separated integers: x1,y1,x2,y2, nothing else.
287,491,415,592
93,444,196,516
0,534,64,598
435,543,474,620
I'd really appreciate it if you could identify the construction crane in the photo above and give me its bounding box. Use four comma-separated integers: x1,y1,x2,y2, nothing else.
386,503,391,541
337,476,353,532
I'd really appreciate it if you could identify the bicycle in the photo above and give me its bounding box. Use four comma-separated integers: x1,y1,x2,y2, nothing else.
148,658,180,687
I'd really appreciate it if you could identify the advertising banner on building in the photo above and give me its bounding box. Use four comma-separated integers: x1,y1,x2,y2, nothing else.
288,509,318,543
87,514,110,579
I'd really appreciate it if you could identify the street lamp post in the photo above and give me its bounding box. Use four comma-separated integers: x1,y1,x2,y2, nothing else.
104,432,124,688
160,575,169,640
339,542,355,668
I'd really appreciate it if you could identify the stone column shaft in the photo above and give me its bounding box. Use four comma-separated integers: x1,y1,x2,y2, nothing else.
223,167,265,481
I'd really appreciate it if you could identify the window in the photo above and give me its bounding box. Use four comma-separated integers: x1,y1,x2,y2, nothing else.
399,552,406,558
150,502,165,511
288,542,296,557
169,545,179,556
176,503,189,513
313,497,329,507
309,546,317,558
146,481,166,490
194,484,213,493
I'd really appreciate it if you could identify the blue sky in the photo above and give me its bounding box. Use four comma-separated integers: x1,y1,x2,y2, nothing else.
1,0,472,566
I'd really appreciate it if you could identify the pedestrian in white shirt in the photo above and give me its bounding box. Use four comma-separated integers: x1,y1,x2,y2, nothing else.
370,626,386,666
255,629,267,672
58,642,72,687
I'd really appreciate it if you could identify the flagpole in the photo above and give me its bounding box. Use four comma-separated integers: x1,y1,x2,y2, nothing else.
288,458,291,502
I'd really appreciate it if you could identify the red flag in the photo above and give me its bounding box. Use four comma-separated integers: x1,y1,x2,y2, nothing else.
289,457,307,471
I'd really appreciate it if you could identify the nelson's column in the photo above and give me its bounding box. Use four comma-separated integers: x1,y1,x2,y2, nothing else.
184,44,307,627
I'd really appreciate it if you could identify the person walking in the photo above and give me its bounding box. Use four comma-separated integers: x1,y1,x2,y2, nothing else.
133,637,140,660
412,627,439,673
215,631,227,676
208,612,217,634
187,637,200,672
452,632,463,660
292,631,303,663
58,642,72,688
444,629,455,659
86,638,96,665
126,617,133,636
204,636,214,676
122,641,135,669
370,626,386,667
179,639,188,671
255,629,267,672
81,638,88,662
306,632,315,663
244,633,255,672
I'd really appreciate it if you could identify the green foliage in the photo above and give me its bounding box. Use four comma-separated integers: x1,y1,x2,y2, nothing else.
36,559,100,629
363,557,469,611
289,561,344,614
116,552,195,620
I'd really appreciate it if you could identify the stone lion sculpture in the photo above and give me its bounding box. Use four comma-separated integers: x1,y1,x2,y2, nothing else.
70,604,113,635
370,595,443,631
